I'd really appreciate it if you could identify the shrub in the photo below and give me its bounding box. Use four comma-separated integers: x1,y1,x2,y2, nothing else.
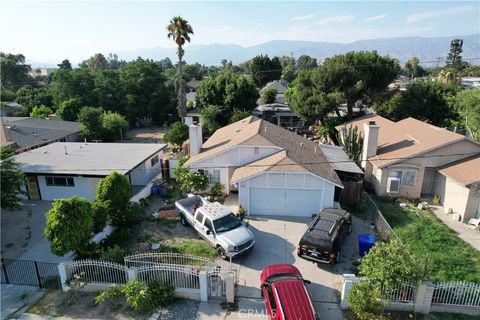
30,105,53,119
96,172,131,226
209,183,225,203
102,111,129,142
110,202,144,227
348,282,386,320
148,281,174,307
92,201,108,233
0,89,16,102
103,228,132,248
75,242,103,259
100,245,128,264
163,122,189,147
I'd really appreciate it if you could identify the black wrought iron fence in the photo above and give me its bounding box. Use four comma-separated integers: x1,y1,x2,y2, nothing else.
0,258,61,289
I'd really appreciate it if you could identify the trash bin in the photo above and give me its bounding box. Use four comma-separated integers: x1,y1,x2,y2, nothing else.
358,234,376,257
433,195,441,205
151,185,159,194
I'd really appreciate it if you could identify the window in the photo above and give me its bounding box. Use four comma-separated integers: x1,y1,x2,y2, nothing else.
254,147,260,155
195,212,204,223
204,218,213,232
265,285,277,314
150,155,159,167
204,169,220,184
390,170,416,187
45,176,75,187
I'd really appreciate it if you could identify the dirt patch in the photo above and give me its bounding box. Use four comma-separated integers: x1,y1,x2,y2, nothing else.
28,290,146,319
125,126,168,143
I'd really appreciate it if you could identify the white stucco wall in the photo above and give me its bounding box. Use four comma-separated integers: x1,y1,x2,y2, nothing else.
130,151,163,185
37,175,102,201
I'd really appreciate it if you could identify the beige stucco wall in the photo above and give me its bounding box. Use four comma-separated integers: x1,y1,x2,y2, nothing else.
433,173,470,221
368,139,480,199
465,186,480,221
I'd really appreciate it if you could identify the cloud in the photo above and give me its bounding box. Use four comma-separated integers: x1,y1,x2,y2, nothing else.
406,6,473,23
290,14,315,21
365,14,387,22
314,15,355,26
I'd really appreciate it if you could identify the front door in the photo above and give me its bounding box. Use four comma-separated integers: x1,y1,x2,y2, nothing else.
26,176,41,200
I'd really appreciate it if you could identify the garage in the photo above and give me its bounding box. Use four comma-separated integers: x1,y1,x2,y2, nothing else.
249,188,322,216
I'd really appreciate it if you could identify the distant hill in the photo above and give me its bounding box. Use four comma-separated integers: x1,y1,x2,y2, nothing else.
114,34,480,67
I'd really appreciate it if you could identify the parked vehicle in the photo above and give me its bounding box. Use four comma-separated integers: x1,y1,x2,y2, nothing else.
297,208,352,265
175,195,255,259
260,264,319,320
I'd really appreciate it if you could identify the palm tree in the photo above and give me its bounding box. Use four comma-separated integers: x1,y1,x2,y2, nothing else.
410,57,419,81
167,16,194,120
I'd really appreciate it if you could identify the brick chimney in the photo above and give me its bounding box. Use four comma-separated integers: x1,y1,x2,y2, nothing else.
362,121,379,169
188,124,203,156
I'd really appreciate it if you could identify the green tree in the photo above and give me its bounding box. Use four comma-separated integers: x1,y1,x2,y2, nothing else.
102,112,129,142
261,88,277,104
15,87,54,115
0,146,25,209
374,80,459,126
80,53,108,70
437,67,461,85
96,172,131,225
316,51,400,118
173,155,208,194
52,68,96,107
296,55,318,70
0,53,32,89
0,89,16,102
167,16,194,119
229,108,251,123
29,105,53,119
57,59,72,70
94,69,125,114
348,282,386,320
78,106,104,140
248,55,282,87
200,105,222,135
56,98,83,121
279,56,296,83
446,38,465,71
163,122,189,146
359,240,422,291
44,197,94,256
92,200,108,233
404,57,424,80
452,89,480,140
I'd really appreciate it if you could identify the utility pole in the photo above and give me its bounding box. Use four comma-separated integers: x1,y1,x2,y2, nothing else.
436,57,442,68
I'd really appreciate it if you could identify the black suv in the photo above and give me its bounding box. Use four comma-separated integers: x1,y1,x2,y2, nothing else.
297,208,352,265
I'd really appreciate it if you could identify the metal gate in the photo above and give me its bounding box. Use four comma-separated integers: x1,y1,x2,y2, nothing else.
0,258,61,289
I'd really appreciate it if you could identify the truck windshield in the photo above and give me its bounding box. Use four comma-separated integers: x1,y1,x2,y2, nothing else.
213,213,242,233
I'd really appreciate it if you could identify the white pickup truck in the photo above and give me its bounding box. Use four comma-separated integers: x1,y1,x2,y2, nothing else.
175,195,255,260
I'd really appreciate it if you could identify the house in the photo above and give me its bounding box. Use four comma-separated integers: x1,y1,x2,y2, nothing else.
185,116,343,217
338,114,480,222
1,117,82,154
186,79,202,92
253,103,304,129
15,142,167,201
259,80,288,104
0,102,23,117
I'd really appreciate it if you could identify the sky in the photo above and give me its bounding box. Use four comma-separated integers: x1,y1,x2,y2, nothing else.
1,1,479,63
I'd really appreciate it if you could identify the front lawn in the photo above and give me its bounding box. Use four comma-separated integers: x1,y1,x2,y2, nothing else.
373,197,480,283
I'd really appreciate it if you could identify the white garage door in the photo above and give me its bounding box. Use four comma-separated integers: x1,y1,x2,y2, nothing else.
249,188,322,216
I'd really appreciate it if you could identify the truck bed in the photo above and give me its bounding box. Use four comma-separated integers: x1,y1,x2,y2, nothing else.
175,195,208,216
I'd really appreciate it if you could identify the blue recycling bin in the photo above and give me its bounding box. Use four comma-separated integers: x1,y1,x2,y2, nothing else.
358,234,376,257
151,185,159,194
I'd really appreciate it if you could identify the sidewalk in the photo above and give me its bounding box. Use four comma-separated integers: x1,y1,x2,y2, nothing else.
196,298,344,320
430,205,480,251
1,285,44,320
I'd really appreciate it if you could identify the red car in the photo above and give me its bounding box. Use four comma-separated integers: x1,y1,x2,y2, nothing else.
260,264,320,320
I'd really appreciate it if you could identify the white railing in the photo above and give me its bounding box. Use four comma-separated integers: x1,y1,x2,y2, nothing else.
137,263,200,289
64,260,128,285
381,282,417,303
432,281,480,307
125,252,213,268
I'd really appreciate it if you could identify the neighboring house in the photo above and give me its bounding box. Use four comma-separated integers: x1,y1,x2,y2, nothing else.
15,142,167,201
1,117,82,154
0,102,23,117
338,114,480,222
253,103,303,129
28,68,57,78
184,108,201,126
185,116,343,217
460,77,480,89
186,91,197,108
186,79,201,92
258,80,288,105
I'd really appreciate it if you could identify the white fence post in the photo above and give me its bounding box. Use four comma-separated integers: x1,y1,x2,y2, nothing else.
58,262,68,292
414,281,435,314
341,274,359,309
225,273,235,303
127,267,137,282
199,271,208,302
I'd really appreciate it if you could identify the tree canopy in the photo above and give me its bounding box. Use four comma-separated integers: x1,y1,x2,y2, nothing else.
102,112,129,142
0,147,25,209
44,197,95,256
163,122,189,146
261,88,277,104
0,53,32,89
248,55,282,88
30,105,53,119
452,89,480,140
78,106,104,140
96,172,132,226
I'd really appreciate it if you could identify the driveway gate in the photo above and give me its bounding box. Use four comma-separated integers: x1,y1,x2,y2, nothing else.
0,258,61,289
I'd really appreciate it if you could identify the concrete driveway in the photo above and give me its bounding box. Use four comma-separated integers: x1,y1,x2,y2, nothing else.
1,201,73,263
231,215,372,317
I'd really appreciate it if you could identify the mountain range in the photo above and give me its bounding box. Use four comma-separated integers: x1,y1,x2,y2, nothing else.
29,34,479,68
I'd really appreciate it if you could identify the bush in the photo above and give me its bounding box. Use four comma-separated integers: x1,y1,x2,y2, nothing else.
148,281,175,308
96,172,132,226
30,105,53,119
209,183,225,203
110,202,144,227
99,245,128,264
102,112,129,142
103,228,132,248
92,201,109,233
0,89,16,101
348,282,386,320
163,122,189,146
75,242,103,259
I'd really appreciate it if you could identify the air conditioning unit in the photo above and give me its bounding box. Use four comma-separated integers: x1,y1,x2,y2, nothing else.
387,177,401,193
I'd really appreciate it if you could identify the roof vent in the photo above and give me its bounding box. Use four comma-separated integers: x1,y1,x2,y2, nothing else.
369,121,376,125
264,126,267,132
300,142,304,147
236,129,241,133
314,146,317,153
43,150,48,154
